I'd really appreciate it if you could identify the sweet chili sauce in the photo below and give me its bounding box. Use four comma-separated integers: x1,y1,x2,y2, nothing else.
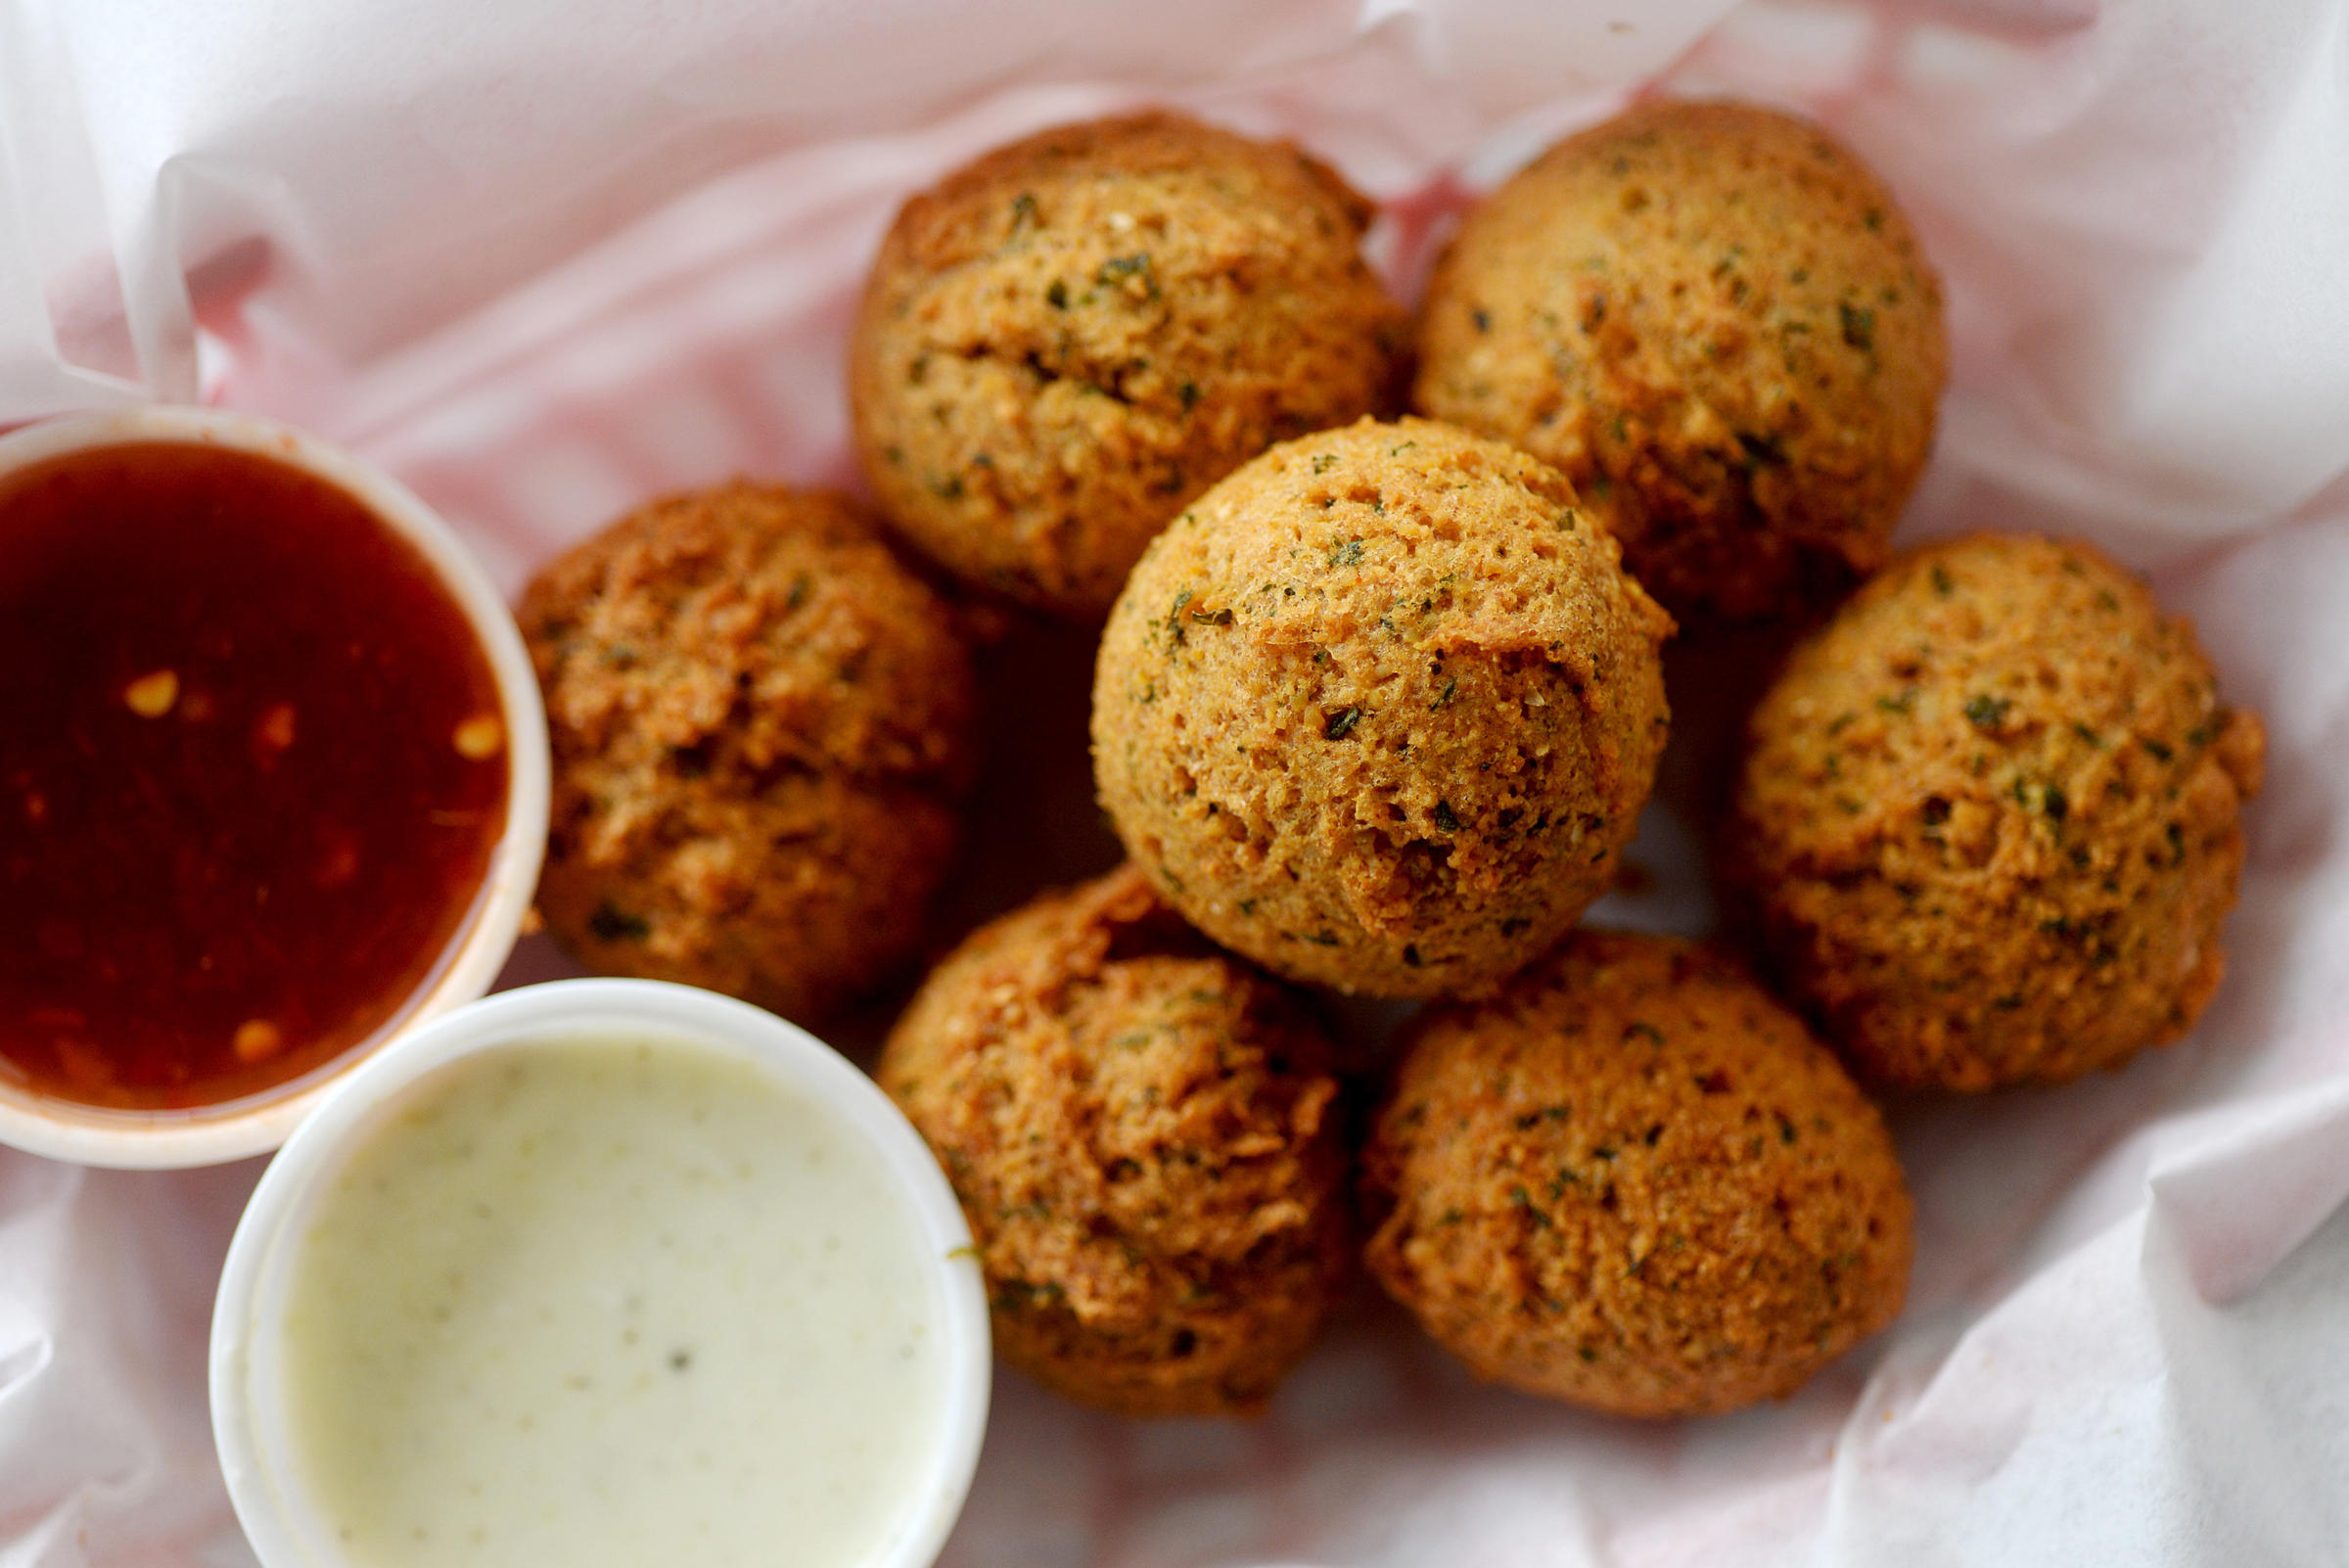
0,441,509,1110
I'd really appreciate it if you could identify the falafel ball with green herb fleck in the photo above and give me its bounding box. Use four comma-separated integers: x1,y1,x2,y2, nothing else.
520,483,975,1021
1414,98,1948,622
1092,417,1673,999
850,111,1408,620
1729,532,2266,1090
877,863,1351,1417
1362,928,1912,1417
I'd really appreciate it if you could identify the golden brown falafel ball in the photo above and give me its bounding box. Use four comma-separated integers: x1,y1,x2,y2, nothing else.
878,864,1350,1417
520,484,975,1020
1731,533,2265,1090
1093,417,1673,999
851,111,1408,619
1414,99,1948,622
1362,929,1911,1417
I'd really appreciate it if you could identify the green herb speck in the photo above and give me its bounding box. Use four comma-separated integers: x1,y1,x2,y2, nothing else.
1964,694,2011,729
589,903,650,943
1840,301,1877,351
1097,253,1156,298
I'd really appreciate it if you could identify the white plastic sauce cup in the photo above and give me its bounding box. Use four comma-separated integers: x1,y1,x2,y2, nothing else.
0,404,550,1169
210,978,991,1568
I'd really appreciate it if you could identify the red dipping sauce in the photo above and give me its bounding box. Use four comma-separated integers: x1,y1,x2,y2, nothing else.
0,442,510,1110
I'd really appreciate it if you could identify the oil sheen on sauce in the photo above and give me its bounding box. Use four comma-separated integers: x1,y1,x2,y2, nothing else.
278,1036,946,1568
0,442,508,1108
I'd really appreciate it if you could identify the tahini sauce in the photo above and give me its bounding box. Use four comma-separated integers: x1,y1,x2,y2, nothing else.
278,1036,945,1568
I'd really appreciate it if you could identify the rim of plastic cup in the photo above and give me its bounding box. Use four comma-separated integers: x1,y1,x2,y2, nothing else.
0,403,549,1169
210,978,991,1568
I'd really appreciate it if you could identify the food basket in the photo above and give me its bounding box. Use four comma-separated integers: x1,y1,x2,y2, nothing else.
4,1,2346,1562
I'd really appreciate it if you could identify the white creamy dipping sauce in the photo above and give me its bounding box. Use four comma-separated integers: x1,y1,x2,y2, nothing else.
275,1034,946,1568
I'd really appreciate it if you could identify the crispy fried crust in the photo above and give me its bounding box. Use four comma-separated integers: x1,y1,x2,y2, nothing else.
1730,533,2265,1088
1362,929,1912,1416
1093,417,1673,998
1415,99,1948,621
852,111,1408,618
877,865,1351,1416
519,483,974,1020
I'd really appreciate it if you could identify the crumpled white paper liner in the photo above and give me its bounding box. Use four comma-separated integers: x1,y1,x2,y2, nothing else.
5,2,2349,1564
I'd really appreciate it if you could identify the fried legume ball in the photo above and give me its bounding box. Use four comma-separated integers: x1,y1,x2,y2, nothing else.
1730,532,2265,1088
1093,417,1672,998
1415,99,1947,622
878,864,1350,1416
1362,929,1912,1416
851,111,1407,619
520,484,974,1020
